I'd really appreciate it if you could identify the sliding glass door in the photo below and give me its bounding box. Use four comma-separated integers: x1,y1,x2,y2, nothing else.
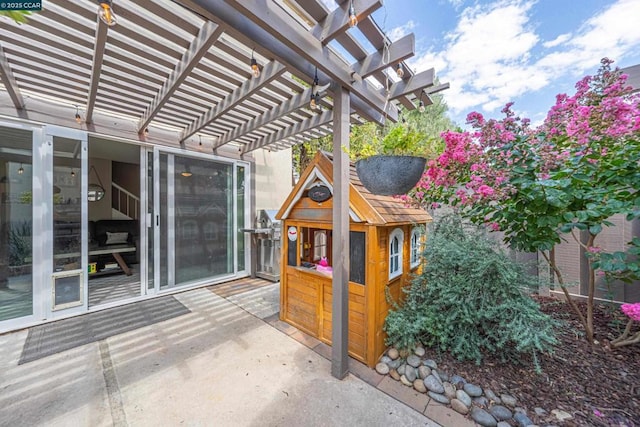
152,149,248,291
0,125,36,324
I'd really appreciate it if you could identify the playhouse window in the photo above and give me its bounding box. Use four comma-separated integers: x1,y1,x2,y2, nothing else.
410,227,423,269
300,227,331,266
389,228,404,280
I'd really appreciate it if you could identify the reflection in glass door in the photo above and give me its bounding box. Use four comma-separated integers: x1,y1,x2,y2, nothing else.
154,151,239,290
51,135,86,311
0,126,34,322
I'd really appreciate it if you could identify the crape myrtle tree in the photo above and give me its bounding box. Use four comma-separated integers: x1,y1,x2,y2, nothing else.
401,59,640,346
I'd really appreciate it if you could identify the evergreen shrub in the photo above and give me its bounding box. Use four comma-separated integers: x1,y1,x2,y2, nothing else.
384,214,557,369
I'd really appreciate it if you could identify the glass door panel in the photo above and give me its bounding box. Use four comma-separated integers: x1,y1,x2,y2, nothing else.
156,152,235,290
51,136,84,310
0,126,34,321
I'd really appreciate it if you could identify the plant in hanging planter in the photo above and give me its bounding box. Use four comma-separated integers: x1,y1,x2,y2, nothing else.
354,123,429,196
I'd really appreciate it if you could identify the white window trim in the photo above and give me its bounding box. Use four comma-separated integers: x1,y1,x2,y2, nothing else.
389,228,404,280
410,227,422,269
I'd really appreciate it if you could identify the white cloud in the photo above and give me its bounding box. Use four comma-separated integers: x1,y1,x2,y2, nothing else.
408,0,640,120
537,0,640,76
447,0,466,10
418,0,542,114
387,21,416,42
542,33,571,48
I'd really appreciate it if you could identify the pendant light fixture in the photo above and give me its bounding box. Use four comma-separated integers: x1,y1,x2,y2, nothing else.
75,106,82,124
310,67,320,110
418,98,426,113
396,63,404,79
71,169,76,177
250,49,261,78
18,163,24,174
98,0,118,27
348,0,357,27
198,135,202,147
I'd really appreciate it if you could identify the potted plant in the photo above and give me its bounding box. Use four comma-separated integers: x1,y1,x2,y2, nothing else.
353,123,428,196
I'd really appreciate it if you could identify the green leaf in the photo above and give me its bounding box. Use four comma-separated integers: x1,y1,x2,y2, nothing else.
588,224,602,235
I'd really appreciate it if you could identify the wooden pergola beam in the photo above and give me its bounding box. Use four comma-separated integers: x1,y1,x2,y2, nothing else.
351,34,414,78
242,109,332,153
138,21,223,133
180,60,286,143
312,0,381,44
213,0,398,122
388,68,435,100
215,83,329,148
0,43,25,110
85,17,108,124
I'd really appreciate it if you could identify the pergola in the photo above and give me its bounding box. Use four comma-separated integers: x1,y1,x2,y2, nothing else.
0,0,448,377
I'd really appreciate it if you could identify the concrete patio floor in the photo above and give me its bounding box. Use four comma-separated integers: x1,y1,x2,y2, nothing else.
0,278,473,426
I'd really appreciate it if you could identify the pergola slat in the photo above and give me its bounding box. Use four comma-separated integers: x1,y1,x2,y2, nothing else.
215,84,329,147
352,34,414,78
0,44,25,109
138,21,223,133
180,60,286,142
242,109,333,153
312,0,382,45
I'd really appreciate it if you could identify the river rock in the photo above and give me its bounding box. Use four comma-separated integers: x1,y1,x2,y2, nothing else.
423,359,438,370
405,367,417,383
414,346,426,357
428,391,450,404
450,374,467,387
513,412,534,427
484,388,501,404
436,369,449,382
406,354,421,368
387,347,399,360
464,383,483,397
551,409,573,421
418,366,431,379
500,394,517,408
450,399,469,415
473,396,489,408
380,355,392,364
496,422,511,427
490,405,513,421
443,382,456,399
431,369,443,385
389,369,400,381
375,362,389,375
400,375,413,387
397,363,406,376
423,375,444,394
471,407,498,427
388,358,401,370
413,378,427,393
455,389,472,407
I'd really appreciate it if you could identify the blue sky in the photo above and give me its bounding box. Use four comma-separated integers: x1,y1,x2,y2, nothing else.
368,0,640,126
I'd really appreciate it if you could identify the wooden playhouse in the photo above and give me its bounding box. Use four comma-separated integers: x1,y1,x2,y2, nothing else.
276,152,432,367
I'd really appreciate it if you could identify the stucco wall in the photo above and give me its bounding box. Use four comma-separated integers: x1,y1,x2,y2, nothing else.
253,148,293,213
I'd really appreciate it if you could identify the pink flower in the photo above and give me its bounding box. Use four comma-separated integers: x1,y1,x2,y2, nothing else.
477,185,495,197
621,303,640,321
587,246,602,254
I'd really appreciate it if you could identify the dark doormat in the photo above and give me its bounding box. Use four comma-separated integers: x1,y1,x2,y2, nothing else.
19,296,190,364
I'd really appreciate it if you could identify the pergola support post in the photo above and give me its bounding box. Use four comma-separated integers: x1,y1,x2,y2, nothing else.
331,85,350,379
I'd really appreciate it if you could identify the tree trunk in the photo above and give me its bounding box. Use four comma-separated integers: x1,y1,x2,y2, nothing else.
541,248,588,332
585,234,596,344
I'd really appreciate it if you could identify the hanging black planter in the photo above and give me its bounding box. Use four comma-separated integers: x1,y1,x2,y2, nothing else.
355,155,426,196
